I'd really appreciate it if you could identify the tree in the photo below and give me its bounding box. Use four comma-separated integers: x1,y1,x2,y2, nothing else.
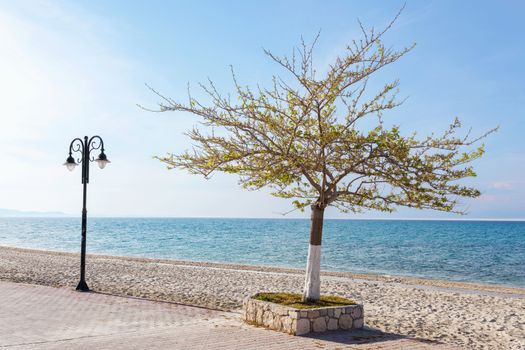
145,12,495,302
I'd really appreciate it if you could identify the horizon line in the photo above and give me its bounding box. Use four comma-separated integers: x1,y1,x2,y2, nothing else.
2,215,525,222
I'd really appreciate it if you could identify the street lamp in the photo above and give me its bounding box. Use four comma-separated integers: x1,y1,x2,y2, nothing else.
64,136,110,291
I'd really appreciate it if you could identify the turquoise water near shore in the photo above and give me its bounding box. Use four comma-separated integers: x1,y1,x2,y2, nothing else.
0,218,524,287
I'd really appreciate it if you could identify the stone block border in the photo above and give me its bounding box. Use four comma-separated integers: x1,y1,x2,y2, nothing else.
242,295,364,335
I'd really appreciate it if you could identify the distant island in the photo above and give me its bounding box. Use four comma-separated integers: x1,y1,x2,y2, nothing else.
0,208,71,217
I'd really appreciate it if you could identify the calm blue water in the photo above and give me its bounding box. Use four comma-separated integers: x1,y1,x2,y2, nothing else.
0,218,524,287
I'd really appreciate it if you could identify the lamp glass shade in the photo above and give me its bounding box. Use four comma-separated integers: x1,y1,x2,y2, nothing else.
63,157,77,172
96,158,110,169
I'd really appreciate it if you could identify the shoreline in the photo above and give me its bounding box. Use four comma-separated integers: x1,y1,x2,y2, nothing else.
1,245,524,349
2,245,524,296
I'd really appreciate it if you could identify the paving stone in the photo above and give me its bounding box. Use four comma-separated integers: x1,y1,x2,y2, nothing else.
0,281,462,350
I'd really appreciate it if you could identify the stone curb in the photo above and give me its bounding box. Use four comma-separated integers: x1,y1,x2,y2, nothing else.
241,295,364,335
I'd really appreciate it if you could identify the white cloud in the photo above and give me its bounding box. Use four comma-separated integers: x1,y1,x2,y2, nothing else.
0,3,133,146
0,2,143,212
491,181,513,190
0,2,291,217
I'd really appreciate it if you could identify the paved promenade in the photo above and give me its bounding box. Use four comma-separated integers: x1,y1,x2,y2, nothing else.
0,281,461,349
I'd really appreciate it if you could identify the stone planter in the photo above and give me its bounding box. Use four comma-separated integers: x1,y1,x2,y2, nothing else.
242,295,364,335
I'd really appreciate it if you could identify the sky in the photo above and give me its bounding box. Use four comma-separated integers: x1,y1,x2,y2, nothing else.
0,0,523,219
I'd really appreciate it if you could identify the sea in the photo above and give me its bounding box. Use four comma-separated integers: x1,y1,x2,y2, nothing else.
0,218,523,288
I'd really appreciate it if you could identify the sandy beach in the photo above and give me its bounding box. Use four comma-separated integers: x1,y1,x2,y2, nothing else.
0,245,523,350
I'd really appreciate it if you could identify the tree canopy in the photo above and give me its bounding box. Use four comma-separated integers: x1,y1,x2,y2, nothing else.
147,13,495,215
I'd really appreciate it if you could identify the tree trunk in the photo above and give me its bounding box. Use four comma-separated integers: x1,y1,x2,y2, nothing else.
302,204,325,302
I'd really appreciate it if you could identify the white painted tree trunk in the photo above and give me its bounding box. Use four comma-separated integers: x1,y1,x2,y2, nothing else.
303,244,321,301
303,204,325,302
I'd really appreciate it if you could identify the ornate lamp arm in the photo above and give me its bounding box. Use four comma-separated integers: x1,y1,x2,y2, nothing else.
87,135,105,161
67,138,85,164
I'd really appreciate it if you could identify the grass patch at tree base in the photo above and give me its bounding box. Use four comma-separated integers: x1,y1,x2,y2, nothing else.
253,292,355,309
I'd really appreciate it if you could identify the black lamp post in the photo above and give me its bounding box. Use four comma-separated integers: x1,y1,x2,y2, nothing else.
64,136,110,292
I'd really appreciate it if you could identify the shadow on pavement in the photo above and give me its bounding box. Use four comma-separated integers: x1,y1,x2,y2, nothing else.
300,327,442,346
